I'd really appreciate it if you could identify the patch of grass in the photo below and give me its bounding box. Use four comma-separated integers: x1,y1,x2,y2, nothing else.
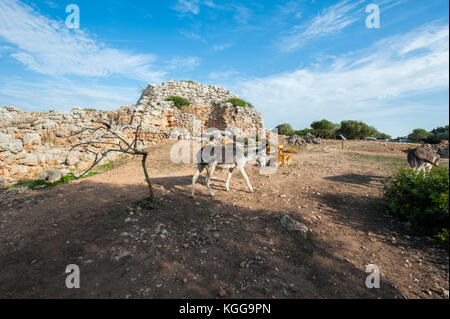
7,159,127,191
97,160,120,171
165,96,191,109
183,80,197,84
13,174,78,190
226,98,253,108
345,152,407,170
288,162,299,169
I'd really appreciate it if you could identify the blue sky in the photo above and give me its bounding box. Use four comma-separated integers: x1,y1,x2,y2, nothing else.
0,0,448,137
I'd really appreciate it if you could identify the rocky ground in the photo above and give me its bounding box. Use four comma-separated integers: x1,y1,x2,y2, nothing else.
0,140,448,299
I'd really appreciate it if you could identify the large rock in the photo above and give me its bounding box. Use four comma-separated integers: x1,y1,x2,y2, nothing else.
33,119,58,130
19,153,39,166
9,165,30,176
0,108,13,127
0,177,6,189
23,133,41,146
0,133,23,154
39,169,70,183
280,214,311,239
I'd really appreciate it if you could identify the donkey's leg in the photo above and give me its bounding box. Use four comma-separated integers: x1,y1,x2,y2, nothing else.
225,168,235,192
416,163,425,174
190,164,205,197
206,163,217,196
419,163,426,173
239,167,254,193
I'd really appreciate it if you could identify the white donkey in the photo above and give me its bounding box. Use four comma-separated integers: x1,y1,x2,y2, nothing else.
190,143,267,197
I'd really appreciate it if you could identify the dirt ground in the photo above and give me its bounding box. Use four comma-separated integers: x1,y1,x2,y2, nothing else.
0,139,448,299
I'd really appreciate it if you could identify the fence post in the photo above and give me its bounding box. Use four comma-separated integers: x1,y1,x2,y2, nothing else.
340,135,347,150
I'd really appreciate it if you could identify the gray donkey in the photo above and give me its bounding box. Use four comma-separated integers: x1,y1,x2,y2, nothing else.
190,143,267,197
407,144,440,173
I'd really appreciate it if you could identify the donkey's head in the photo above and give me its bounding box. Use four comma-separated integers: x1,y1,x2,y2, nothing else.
426,144,440,166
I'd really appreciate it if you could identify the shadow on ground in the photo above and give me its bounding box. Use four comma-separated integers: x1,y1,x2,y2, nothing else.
324,174,387,187
0,177,403,299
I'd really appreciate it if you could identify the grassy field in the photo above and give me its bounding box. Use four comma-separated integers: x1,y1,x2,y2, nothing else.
345,152,408,170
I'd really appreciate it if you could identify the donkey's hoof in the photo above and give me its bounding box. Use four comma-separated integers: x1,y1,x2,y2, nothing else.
209,193,216,197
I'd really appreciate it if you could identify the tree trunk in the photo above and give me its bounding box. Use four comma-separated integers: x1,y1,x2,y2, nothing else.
141,152,155,201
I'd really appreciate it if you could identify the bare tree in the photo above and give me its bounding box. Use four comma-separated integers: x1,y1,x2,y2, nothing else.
67,106,155,202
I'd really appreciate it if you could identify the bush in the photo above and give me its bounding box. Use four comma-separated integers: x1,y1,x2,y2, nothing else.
408,128,431,142
295,129,315,136
384,166,449,245
311,119,339,139
336,120,375,140
427,125,449,144
226,98,253,108
165,96,191,109
23,174,78,190
276,123,295,136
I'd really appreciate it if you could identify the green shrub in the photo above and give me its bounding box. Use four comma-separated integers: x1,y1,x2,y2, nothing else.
294,129,315,136
276,123,295,136
26,174,77,190
165,96,191,109
311,119,339,139
226,98,253,108
384,166,449,245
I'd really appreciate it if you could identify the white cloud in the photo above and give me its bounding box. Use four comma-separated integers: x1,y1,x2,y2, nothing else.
212,43,233,52
208,69,241,80
281,0,363,51
235,23,449,136
0,77,142,111
165,56,201,70
180,30,206,42
0,0,164,81
174,0,200,15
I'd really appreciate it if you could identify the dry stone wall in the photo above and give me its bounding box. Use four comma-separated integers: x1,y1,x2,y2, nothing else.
0,81,265,183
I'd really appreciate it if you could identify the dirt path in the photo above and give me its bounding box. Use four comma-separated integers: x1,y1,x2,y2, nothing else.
0,140,448,299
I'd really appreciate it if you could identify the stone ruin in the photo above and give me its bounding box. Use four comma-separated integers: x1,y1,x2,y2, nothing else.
0,81,265,184
288,133,322,146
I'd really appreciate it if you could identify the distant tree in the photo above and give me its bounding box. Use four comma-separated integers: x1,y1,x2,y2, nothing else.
336,120,373,140
276,123,295,136
376,132,391,140
294,128,315,136
408,128,431,143
310,119,339,139
427,125,449,144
